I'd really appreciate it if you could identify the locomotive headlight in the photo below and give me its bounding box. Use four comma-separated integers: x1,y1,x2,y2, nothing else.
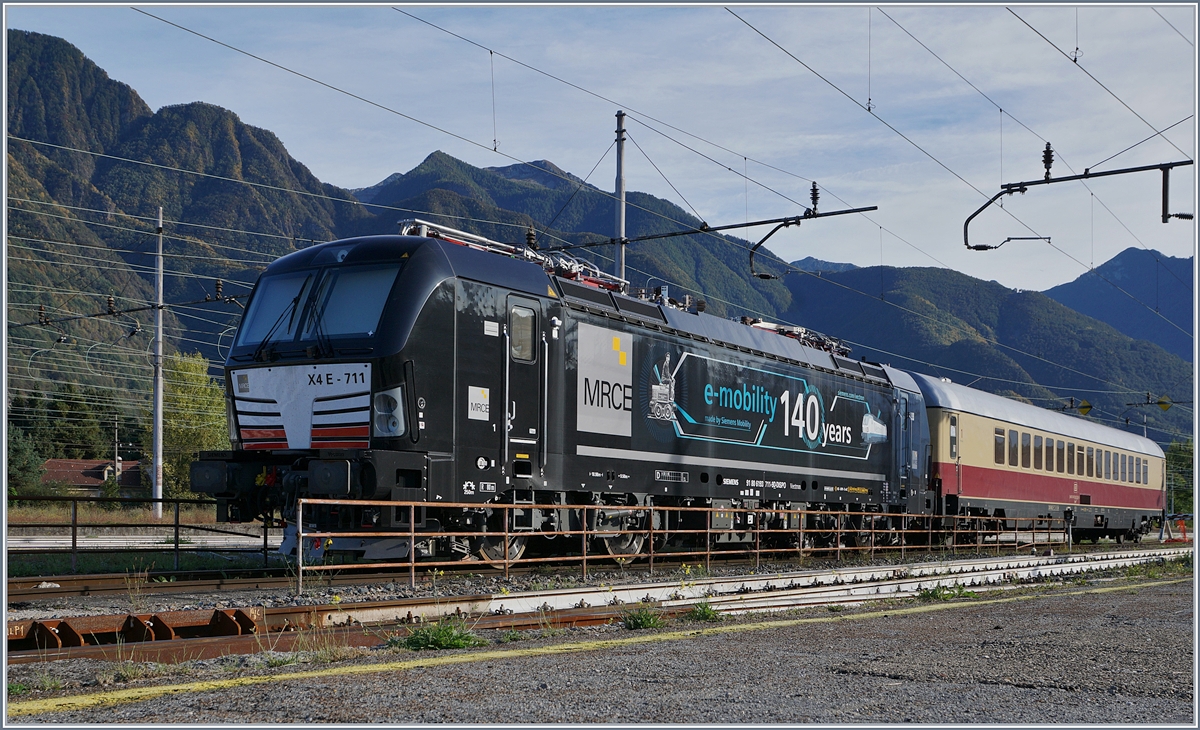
226,396,239,448
373,386,407,437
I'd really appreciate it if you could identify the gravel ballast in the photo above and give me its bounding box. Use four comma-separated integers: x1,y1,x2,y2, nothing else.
7,575,1193,724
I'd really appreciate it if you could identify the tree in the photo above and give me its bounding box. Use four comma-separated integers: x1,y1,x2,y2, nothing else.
142,353,227,499
7,426,45,496
1166,439,1193,516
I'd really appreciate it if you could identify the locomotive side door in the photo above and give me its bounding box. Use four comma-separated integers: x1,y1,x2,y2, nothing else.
505,295,544,485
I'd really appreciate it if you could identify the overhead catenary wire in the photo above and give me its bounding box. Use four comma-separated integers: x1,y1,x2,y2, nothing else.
1007,7,1192,161
128,9,723,249
876,8,1195,299
1152,7,1194,46
625,131,706,224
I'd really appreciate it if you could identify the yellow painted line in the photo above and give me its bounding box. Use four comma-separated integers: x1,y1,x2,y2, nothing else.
8,577,1189,718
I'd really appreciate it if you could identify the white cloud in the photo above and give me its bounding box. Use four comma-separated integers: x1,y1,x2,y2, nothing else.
6,3,1195,291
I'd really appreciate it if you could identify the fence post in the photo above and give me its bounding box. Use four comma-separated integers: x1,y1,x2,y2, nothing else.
503,504,511,580
754,508,761,571
296,500,304,595
581,506,589,581
648,506,655,576
71,499,78,574
705,509,712,575
409,504,416,590
263,509,269,568
174,500,181,571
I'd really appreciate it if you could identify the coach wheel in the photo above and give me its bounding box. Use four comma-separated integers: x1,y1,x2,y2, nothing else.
474,533,527,563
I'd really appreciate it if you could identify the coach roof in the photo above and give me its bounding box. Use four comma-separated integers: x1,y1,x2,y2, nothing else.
909,371,1163,457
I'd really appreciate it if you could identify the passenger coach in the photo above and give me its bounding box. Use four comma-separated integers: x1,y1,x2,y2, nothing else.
912,373,1164,542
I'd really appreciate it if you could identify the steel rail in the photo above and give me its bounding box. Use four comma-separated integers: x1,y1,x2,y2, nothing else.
9,547,1188,665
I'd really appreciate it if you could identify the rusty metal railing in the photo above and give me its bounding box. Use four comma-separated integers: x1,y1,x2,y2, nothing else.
294,498,1072,593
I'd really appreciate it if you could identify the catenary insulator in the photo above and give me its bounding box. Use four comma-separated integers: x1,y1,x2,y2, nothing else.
215,279,223,299
1043,143,1054,180
526,227,537,251
810,182,820,212
107,295,116,315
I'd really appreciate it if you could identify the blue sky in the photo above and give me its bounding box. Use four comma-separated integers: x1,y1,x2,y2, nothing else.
6,4,1196,291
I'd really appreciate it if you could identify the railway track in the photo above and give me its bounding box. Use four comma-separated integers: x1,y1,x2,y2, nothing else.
8,546,1189,665
6,540,1179,600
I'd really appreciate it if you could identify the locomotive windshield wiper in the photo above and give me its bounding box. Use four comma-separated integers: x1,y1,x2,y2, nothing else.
251,275,311,362
302,273,336,359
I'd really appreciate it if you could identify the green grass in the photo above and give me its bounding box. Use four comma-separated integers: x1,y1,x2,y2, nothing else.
1123,556,1193,580
917,584,977,602
684,601,723,622
8,681,30,697
7,503,217,525
392,617,488,651
621,606,666,630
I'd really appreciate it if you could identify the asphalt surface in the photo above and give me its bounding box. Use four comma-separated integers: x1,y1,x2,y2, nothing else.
8,575,1193,724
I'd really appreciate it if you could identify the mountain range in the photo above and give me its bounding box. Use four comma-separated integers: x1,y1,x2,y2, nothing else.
5,29,1193,445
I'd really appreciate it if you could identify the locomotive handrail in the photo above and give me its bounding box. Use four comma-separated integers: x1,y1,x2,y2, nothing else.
503,322,511,479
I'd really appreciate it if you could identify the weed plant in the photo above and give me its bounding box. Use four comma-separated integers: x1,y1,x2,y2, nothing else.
684,601,723,622
394,617,488,651
917,584,976,601
622,606,666,630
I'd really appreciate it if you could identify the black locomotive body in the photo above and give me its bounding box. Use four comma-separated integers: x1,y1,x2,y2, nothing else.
191,224,933,561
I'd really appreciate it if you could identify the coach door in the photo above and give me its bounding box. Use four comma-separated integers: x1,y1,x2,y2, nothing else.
505,296,544,484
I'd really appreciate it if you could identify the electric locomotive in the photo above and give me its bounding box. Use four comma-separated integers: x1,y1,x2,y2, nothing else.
191,221,933,561
191,219,1163,561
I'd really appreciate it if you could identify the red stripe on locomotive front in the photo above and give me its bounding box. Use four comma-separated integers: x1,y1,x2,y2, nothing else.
240,428,287,440
310,426,370,438
936,461,1162,511
310,440,370,449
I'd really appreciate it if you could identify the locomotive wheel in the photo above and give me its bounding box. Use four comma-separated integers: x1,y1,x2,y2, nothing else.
599,530,646,563
474,533,527,563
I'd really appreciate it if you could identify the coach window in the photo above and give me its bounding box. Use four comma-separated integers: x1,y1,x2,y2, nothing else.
1077,448,1085,476
1046,436,1055,471
1033,436,1043,470
1021,433,1031,468
1057,440,1066,473
1143,461,1149,485
949,415,958,459
1086,447,1094,477
1102,450,1109,480
1008,430,1019,466
509,306,536,362
1119,453,1126,482
1066,443,1075,475
994,429,1005,464
1135,457,1142,484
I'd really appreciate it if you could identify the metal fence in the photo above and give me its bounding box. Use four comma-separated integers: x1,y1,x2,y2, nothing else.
6,495,275,572
295,498,1073,592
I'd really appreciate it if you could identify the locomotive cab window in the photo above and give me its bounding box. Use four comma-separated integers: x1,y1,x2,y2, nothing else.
510,306,536,362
